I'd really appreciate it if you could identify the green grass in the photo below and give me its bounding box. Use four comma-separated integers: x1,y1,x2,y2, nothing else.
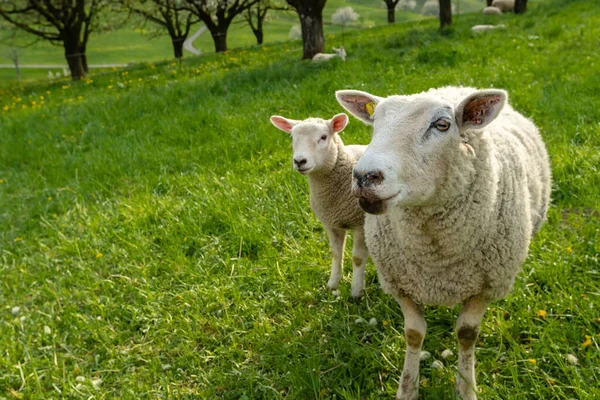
1,0,599,398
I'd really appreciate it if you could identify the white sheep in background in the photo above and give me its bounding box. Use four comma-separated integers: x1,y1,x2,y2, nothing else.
312,46,347,62
336,86,551,399
482,6,502,15
471,24,506,33
270,113,368,298
492,0,515,12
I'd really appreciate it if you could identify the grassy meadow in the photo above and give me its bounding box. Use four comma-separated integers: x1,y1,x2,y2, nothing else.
1,0,599,398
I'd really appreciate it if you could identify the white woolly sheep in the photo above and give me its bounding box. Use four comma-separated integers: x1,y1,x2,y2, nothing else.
471,24,505,33
482,6,502,15
312,46,347,62
492,0,514,12
336,86,551,399
270,113,368,298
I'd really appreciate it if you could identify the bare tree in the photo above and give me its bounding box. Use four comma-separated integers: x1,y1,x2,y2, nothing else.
0,0,112,80
439,0,452,30
382,0,400,23
514,0,527,14
243,0,287,45
182,0,259,53
122,0,199,58
286,0,327,59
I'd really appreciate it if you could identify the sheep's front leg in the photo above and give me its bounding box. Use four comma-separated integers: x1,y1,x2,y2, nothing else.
325,226,346,291
455,295,489,400
350,227,368,298
394,295,426,400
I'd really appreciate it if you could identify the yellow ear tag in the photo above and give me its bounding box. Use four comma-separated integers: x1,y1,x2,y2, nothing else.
365,102,376,117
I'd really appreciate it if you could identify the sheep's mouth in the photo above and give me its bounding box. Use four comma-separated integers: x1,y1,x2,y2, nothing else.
358,192,400,215
296,167,313,174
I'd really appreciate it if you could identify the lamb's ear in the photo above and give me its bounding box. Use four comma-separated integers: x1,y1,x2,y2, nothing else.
270,115,299,134
329,113,348,134
455,90,507,130
335,90,382,126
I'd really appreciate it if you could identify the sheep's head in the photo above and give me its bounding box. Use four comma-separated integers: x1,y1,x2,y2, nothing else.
270,113,349,175
336,88,506,214
333,46,347,60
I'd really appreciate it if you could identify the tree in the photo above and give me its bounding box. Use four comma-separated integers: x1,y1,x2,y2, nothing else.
382,0,400,23
331,7,358,46
286,0,327,59
0,0,111,80
514,0,527,14
182,0,259,53
439,0,452,30
122,0,199,59
243,0,288,45
486,0,493,6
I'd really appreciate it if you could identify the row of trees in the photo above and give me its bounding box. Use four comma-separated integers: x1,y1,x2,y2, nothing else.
0,0,529,81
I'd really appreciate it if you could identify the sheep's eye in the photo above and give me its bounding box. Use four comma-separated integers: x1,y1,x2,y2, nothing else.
320,134,327,141
434,119,451,131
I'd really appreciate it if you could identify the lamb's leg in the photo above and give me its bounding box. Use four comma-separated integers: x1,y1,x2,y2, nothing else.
325,226,346,290
393,295,426,400
455,295,489,400
350,227,368,298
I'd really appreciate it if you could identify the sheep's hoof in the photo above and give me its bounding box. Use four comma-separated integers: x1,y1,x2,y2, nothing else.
326,278,340,290
350,288,364,298
455,381,478,400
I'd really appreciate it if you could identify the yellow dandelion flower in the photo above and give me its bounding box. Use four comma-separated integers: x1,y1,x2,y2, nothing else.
548,379,555,385
62,85,69,89
31,101,37,105
538,310,547,318
16,97,21,102
528,359,536,365
96,252,103,258
184,237,188,242
48,196,53,201
0,179,4,183
46,90,51,95
582,335,592,347
14,237,24,242
2,105,8,111
107,85,113,89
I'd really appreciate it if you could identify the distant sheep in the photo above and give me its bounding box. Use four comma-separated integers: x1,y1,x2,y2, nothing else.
471,24,505,33
336,86,551,399
270,113,368,298
492,0,515,12
482,6,502,15
312,46,347,62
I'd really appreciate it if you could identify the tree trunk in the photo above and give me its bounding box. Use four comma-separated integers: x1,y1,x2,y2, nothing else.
212,30,228,53
80,53,88,73
486,0,493,6
439,0,452,30
252,28,264,45
514,0,527,14
64,38,85,80
387,7,395,23
172,37,185,58
298,11,324,59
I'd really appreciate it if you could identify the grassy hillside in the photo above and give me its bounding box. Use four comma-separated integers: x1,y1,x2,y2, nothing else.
0,0,485,84
1,0,599,398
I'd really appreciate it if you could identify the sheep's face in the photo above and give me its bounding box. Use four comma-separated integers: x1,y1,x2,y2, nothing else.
270,114,349,175
336,88,506,214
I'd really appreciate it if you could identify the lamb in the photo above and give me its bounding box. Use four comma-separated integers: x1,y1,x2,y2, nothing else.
482,6,502,15
270,113,368,298
491,0,514,12
312,46,347,62
471,24,505,33
336,86,551,399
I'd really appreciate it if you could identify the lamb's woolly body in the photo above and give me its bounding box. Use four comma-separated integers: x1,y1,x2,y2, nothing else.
365,86,550,307
482,6,502,15
491,0,514,12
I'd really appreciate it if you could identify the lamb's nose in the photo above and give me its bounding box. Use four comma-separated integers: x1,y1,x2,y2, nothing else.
354,169,384,188
294,157,307,167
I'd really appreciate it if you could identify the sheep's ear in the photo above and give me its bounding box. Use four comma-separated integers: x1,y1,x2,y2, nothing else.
335,90,382,125
455,90,507,130
270,115,299,134
329,113,348,134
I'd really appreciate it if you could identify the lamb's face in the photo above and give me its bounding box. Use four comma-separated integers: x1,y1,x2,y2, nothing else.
289,121,335,175
336,88,507,215
270,114,349,175
352,95,462,213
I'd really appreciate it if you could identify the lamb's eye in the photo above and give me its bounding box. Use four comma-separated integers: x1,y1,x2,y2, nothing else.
320,134,327,141
434,119,451,131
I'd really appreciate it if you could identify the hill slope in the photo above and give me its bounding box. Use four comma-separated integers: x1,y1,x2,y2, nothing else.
1,0,599,398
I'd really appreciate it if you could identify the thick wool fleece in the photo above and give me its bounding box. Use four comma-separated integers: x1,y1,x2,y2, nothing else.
308,134,366,230
366,87,551,307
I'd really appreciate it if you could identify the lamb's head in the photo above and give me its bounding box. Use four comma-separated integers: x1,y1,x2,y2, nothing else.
336,88,506,214
333,46,346,61
270,113,349,175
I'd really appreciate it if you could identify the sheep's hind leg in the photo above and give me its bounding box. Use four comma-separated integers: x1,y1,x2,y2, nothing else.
393,295,426,400
455,295,490,400
350,227,368,298
325,226,346,291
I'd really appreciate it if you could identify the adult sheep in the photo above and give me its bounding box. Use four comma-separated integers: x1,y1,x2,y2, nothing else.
482,6,502,15
270,113,369,298
492,0,515,12
336,86,551,399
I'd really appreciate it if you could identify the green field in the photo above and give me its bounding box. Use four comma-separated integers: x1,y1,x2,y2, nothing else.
1,0,599,398
0,0,485,84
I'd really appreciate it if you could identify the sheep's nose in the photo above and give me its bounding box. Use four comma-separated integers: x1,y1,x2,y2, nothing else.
354,169,384,188
294,157,307,167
